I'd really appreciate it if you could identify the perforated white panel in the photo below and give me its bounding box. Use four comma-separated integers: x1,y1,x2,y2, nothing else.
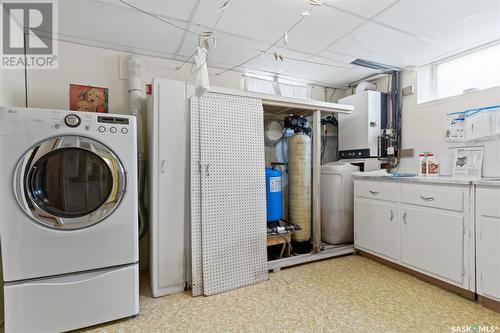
198,93,268,295
190,97,203,296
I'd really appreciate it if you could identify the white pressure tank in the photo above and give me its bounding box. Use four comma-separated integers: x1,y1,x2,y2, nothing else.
321,162,360,245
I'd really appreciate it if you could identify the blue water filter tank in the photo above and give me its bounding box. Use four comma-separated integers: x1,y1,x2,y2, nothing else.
265,167,283,222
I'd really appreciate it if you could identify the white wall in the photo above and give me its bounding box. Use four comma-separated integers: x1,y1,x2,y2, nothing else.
0,69,25,107
397,69,500,177
19,42,243,112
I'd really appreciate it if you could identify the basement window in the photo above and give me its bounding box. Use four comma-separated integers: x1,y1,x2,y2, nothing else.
417,42,500,104
244,74,311,100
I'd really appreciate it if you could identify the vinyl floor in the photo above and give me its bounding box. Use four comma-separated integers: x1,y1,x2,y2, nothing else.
81,254,500,332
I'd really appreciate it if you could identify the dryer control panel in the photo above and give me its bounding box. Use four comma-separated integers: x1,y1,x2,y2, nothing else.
96,116,130,134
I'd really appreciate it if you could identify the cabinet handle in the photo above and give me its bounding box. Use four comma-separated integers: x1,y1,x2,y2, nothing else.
390,209,394,221
160,160,166,174
420,195,435,201
369,190,379,195
402,212,408,225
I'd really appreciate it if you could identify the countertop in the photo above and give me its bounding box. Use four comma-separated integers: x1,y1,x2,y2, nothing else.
353,172,500,186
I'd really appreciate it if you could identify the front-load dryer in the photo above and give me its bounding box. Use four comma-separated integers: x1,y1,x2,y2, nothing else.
0,107,139,332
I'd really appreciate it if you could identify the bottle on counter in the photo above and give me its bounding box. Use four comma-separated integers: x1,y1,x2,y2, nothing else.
426,153,439,176
418,153,427,176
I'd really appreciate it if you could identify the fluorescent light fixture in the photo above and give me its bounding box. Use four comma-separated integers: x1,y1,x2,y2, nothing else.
351,58,400,71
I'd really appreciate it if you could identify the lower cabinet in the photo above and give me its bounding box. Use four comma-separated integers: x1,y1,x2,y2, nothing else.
476,186,500,302
354,179,474,292
354,199,399,260
400,206,464,284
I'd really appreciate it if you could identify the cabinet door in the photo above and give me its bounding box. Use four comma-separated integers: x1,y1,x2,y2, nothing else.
477,215,500,301
401,206,464,284
149,79,187,297
354,199,399,260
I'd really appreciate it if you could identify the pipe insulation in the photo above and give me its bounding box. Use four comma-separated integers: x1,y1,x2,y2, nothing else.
127,55,148,239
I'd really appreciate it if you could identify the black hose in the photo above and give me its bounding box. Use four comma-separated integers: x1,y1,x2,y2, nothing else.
137,156,148,239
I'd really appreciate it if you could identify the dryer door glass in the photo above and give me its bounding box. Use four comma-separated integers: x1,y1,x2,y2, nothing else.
14,136,127,230
28,148,113,218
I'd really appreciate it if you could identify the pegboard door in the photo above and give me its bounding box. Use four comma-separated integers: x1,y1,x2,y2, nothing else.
190,96,203,296
198,92,268,295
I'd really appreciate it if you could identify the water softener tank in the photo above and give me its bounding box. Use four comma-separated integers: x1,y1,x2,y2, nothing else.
321,162,360,245
265,167,282,224
288,132,312,253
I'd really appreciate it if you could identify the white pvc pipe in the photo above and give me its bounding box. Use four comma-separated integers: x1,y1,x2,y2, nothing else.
127,55,144,155
127,54,148,239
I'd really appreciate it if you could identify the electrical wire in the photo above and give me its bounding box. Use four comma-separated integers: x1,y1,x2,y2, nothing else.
177,1,230,72
216,6,318,76
321,127,327,163
23,32,28,107
258,51,349,70
118,0,198,36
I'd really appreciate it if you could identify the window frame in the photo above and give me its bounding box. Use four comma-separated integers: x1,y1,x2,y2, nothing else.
417,41,500,105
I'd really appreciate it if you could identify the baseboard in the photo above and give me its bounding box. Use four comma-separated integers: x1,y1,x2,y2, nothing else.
358,250,476,301
478,296,500,314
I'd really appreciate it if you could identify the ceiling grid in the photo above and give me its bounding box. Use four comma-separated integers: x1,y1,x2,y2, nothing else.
57,0,500,87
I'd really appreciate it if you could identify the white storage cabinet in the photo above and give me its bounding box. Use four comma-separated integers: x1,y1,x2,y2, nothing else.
354,179,475,292
476,185,500,302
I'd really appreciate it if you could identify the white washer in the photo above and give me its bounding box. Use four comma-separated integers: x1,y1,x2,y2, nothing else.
0,107,139,332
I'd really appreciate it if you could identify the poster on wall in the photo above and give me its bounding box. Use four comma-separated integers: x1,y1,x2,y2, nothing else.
69,84,108,113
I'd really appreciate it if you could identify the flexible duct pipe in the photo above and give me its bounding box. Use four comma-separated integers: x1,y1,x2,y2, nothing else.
128,55,147,239
356,81,376,94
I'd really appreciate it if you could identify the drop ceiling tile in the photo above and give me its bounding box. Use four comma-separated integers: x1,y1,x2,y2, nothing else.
178,31,268,67
325,0,397,18
317,50,357,66
59,0,186,55
327,22,450,67
285,6,365,53
283,58,352,83
100,0,198,22
190,0,311,44
374,0,500,50
243,47,309,74
323,66,380,87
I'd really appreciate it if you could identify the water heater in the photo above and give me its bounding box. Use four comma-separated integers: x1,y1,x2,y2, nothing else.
338,90,387,159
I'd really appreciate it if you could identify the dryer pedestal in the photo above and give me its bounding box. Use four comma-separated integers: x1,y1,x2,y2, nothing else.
4,263,139,333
